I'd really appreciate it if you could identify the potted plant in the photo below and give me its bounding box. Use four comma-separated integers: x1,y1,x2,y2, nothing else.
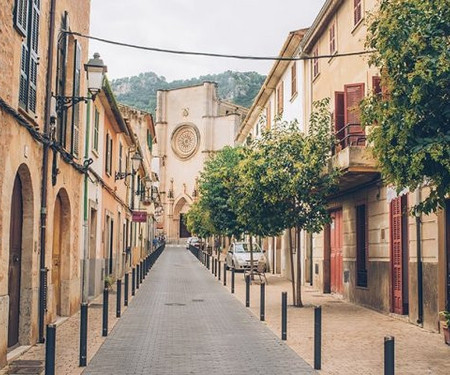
439,310,450,345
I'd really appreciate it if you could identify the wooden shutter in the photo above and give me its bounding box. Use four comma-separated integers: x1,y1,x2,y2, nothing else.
354,0,362,25
28,0,40,113
291,63,297,97
390,197,403,314
344,83,365,145
372,76,381,95
105,133,110,174
329,22,336,54
14,0,28,36
19,43,29,108
277,82,284,114
266,103,271,129
71,40,81,156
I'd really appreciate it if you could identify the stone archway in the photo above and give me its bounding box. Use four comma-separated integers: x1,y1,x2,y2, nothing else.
8,164,35,348
51,189,71,317
173,197,192,240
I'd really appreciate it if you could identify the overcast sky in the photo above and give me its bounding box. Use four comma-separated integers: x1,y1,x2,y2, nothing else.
89,0,326,81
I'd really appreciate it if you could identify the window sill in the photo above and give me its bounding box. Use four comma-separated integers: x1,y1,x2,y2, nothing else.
328,50,338,64
312,72,321,84
351,17,364,35
18,106,40,128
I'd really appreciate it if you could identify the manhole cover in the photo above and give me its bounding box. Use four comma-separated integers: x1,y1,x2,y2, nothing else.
165,303,186,306
192,299,204,302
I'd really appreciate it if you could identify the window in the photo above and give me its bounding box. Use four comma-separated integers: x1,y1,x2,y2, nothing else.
105,133,112,175
334,91,345,147
276,82,284,115
266,103,271,129
93,108,99,152
119,142,123,173
17,0,40,114
312,47,319,78
147,129,153,151
354,0,362,26
329,21,336,55
71,40,81,157
356,204,368,287
291,63,297,98
372,76,382,96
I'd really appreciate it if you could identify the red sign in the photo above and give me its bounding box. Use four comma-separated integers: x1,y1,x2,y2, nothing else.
132,211,147,222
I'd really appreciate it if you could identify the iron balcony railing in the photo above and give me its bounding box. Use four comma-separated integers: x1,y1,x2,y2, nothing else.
333,123,366,155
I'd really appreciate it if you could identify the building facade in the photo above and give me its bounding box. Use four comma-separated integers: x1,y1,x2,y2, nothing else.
156,82,247,243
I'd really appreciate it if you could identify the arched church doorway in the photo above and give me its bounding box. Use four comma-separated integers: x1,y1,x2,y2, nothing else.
179,213,191,238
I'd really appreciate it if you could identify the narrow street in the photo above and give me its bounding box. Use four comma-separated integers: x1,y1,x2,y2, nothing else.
83,246,313,375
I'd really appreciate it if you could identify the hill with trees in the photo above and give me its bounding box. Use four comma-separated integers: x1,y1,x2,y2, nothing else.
110,70,265,113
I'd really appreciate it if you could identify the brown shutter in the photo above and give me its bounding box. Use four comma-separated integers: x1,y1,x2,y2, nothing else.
354,0,362,25
390,197,403,314
372,76,382,95
291,63,297,97
334,91,345,146
344,83,365,145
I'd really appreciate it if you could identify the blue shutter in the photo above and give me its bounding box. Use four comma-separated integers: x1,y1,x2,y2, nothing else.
14,0,28,36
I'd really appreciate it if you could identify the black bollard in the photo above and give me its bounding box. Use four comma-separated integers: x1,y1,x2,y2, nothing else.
212,257,215,275
260,283,265,321
116,279,122,318
314,305,322,370
223,262,227,286
245,274,250,307
384,336,395,375
132,267,136,296
124,273,129,306
140,261,144,282
281,292,287,340
102,287,109,336
79,302,88,366
214,258,218,277
136,264,140,289
231,268,235,294
218,260,221,280
45,324,56,375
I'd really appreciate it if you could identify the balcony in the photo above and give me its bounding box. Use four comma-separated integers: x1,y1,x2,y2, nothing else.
329,123,379,193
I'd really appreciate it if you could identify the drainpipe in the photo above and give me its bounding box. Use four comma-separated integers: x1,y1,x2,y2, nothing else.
415,187,424,325
39,0,56,343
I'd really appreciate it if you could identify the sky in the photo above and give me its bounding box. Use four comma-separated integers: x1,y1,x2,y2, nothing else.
89,0,326,81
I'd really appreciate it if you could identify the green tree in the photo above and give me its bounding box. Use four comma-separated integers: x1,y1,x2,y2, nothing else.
198,146,245,238
361,0,450,214
185,200,214,239
234,99,338,303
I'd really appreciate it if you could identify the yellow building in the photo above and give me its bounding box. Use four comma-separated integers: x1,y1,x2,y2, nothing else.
302,0,447,331
0,0,92,366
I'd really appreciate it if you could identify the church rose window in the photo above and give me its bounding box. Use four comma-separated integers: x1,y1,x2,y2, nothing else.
171,124,200,160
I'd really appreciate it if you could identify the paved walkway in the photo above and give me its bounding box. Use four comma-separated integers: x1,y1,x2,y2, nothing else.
83,246,313,375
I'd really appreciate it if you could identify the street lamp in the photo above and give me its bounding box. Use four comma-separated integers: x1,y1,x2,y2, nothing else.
53,53,107,114
115,151,143,180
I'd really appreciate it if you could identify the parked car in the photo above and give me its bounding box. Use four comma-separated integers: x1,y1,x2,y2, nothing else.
225,242,266,271
186,237,201,249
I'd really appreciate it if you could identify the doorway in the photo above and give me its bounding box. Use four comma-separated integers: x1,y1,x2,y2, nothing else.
390,195,409,315
330,209,343,294
52,194,63,316
179,213,191,238
8,174,23,348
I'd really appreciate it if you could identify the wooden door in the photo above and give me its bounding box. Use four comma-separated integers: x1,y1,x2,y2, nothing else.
330,209,343,294
8,175,23,347
446,199,450,310
52,195,62,316
390,196,407,314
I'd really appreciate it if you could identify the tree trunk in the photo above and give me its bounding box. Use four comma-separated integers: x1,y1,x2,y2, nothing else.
288,228,296,306
296,225,303,307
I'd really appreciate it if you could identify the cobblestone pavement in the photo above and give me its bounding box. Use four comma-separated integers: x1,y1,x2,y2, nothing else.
83,246,313,375
226,260,450,375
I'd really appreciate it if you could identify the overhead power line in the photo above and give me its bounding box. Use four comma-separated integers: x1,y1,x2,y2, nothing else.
66,31,374,61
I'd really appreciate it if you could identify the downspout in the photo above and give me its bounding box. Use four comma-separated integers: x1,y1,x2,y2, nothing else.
415,188,424,325
39,0,56,343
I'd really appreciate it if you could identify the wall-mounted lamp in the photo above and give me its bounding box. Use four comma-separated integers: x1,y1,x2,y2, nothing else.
52,53,107,116
115,151,142,181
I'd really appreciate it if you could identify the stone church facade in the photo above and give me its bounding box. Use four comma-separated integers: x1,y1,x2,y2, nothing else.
155,82,247,243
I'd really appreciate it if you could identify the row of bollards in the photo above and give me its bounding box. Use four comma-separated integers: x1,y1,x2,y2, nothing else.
44,244,166,374
192,249,396,374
